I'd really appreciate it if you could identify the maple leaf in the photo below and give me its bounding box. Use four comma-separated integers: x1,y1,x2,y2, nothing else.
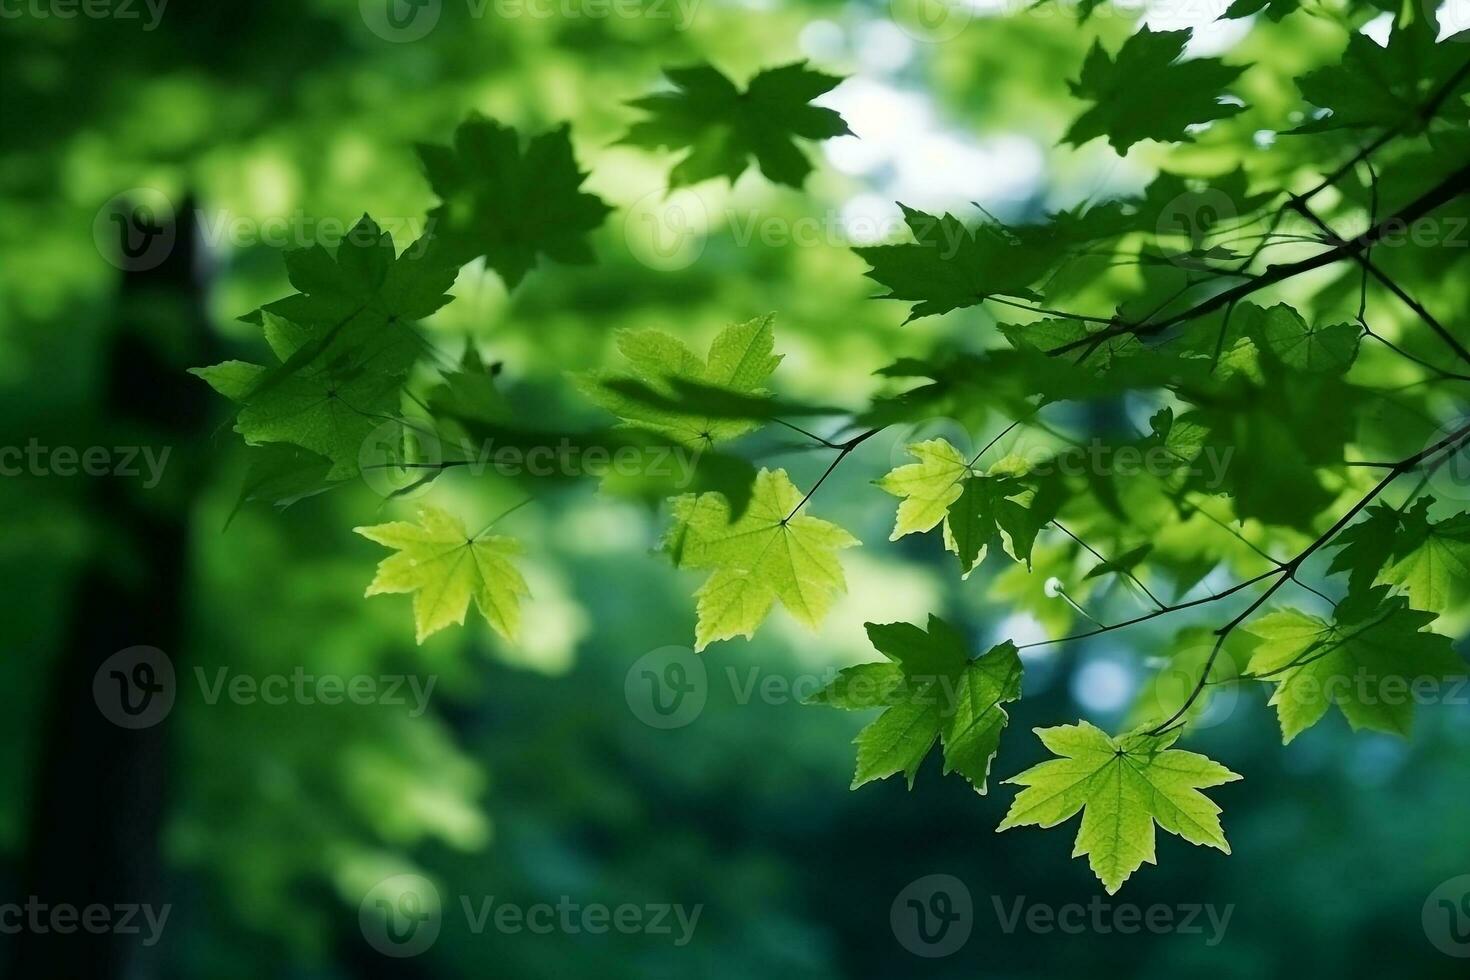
876,438,970,539
355,505,529,644
192,311,418,479
853,207,1059,322
224,444,336,528
227,214,456,410
252,214,458,332
1377,502,1470,613
416,115,612,288
1240,303,1359,375
577,314,783,447
1063,28,1248,153
1244,592,1465,743
1327,502,1408,600
874,438,1062,572
945,466,1064,574
998,721,1241,893
1293,17,1470,133
808,616,1022,792
619,62,850,188
664,468,859,650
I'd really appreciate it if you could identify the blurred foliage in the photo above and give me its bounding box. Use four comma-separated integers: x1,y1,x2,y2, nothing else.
2,0,1470,977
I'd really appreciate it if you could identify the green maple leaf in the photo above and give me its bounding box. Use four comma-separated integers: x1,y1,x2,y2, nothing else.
416,115,612,288
192,311,418,479
876,438,971,539
873,438,1062,572
1241,303,1359,375
1191,373,1361,531
619,62,850,188
1244,592,1465,743
1327,502,1401,598
1064,28,1248,153
1293,17,1470,133
1378,502,1470,613
998,721,1241,894
1328,499,1470,614
428,345,508,429
577,314,783,447
252,214,457,332
853,207,1059,322
224,444,336,528
355,505,530,644
664,467,859,651
807,616,1022,793
228,215,456,411
945,465,1064,574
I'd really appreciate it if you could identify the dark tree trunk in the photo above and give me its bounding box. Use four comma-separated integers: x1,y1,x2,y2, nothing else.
8,196,213,980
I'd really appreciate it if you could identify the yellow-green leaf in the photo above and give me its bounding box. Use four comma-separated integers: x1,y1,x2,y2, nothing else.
998,721,1240,893
665,468,858,651
355,506,529,644
876,438,970,540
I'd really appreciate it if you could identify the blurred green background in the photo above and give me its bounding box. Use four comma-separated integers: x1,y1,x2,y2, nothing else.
2,1,1469,977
